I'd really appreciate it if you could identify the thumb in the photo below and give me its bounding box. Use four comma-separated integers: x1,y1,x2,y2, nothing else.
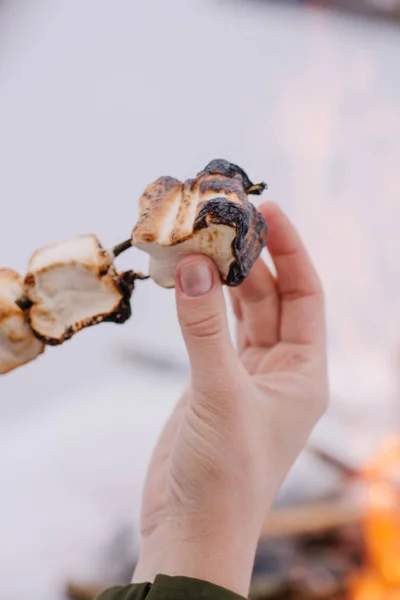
175,255,241,399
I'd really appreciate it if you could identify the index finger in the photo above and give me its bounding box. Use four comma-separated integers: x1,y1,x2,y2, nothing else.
259,202,325,346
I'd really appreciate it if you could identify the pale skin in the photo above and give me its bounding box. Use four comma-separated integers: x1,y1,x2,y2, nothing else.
133,202,329,598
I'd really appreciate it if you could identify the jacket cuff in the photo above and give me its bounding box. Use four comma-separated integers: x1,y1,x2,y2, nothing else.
96,582,151,600
96,575,246,600
148,575,246,599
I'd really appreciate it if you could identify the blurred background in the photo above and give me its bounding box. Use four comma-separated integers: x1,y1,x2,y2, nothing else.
0,1,399,598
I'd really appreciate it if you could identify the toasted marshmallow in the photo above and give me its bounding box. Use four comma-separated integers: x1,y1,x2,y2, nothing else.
24,234,137,345
0,269,44,374
131,159,267,288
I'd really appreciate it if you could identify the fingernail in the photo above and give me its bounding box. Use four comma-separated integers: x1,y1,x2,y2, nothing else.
179,262,213,297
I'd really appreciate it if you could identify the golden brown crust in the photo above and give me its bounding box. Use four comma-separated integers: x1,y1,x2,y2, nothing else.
0,341,44,375
0,269,45,374
27,269,136,346
28,234,113,275
197,172,248,205
0,269,24,321
132,177,183,244
131,159,268,287
24,236,138,346
0,268,22,283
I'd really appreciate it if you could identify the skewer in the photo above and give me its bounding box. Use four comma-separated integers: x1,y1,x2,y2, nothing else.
112,239,132,258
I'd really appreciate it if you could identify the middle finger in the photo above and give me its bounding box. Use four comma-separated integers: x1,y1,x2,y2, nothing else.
229,256,279,351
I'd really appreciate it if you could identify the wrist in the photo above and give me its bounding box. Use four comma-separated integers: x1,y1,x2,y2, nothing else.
132,523,258,597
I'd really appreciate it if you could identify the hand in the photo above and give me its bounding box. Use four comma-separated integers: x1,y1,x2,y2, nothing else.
133,202,328,597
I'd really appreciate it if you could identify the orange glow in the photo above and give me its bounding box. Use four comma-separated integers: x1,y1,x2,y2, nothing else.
350,571,400,600
349,437,400,599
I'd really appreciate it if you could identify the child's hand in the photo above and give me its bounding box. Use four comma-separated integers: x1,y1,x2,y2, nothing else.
133,202,328,597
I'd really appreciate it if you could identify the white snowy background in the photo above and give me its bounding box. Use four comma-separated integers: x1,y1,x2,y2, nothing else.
0,1,399,598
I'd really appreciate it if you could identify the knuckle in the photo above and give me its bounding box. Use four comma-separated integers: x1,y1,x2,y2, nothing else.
184,312,223,340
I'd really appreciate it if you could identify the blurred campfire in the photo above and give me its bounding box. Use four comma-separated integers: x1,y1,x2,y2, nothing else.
66,439,400,600
348,437,400,600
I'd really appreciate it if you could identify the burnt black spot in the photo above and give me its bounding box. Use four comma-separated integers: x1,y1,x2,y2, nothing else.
28,270,149,345
199,177,243,197
30,325,67,346
200,159,267,196
105,270,149,325
104,282,132,324
15,296,33,312
253,205,269,242
227,205,268,286
105,304,131,325
226,261,246,287
193,197,268,287
194,197,251,254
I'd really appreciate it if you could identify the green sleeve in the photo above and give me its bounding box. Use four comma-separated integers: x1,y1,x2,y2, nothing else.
96,582,151,600
96,575,246,600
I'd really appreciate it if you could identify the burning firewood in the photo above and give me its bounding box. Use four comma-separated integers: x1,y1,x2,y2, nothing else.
131,159,268,288
262,500,362,539
0,268,45,374
308,444,400,495
23,234,144,346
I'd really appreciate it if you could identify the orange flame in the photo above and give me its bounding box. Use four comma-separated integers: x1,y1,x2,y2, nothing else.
349,437,400,600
